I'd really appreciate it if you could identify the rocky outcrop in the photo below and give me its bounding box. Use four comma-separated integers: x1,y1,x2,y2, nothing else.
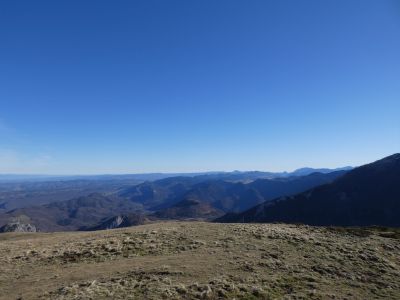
0,221,37,233
83,213,147,231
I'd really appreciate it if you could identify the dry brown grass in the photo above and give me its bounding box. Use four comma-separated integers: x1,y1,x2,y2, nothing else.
1,222,399,299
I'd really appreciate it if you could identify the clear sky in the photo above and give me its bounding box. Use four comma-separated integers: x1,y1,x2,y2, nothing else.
0,0,399,174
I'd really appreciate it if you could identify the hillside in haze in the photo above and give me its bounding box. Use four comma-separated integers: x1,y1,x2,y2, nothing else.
0,179,142,212
154,171,347,220
0,170,346,232
217,154,400,227
0,194,143,232
0,167,348,213
1,154,398,232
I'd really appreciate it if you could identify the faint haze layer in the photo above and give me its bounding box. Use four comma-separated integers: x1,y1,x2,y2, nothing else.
0,0,399,174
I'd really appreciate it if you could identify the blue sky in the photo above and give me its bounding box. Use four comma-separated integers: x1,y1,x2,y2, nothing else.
0,0,399,174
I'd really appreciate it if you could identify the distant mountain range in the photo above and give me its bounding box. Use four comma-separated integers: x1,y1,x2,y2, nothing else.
0,166,352,212
0,178,143,211
289,166,352,177
3,154,398,232
216,154,400,227
0,166,352,183
0,193,143,232
153,171,347,220
0,170,347,232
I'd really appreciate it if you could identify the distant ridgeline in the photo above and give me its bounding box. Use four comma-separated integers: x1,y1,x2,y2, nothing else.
216,154,400,227
1,154,399,232
0,168,349,232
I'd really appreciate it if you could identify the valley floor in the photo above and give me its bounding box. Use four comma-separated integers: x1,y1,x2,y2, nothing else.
0,222,399,299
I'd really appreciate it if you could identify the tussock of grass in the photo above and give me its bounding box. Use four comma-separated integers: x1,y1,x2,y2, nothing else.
328,226,400,239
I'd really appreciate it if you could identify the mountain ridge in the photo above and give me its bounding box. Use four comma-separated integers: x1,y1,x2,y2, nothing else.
216,153,400,226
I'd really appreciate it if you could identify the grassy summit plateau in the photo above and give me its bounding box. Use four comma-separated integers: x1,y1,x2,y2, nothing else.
0,222,399,299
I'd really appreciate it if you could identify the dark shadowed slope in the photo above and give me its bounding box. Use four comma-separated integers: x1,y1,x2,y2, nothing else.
164,180,264,214
154,171,347,219
118,170,349,211
248,171,347,202
117,177,199,210
154,199,224,220
217,154,400,227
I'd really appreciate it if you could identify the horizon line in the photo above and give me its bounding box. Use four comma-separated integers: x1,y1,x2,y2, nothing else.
0,166,354,177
